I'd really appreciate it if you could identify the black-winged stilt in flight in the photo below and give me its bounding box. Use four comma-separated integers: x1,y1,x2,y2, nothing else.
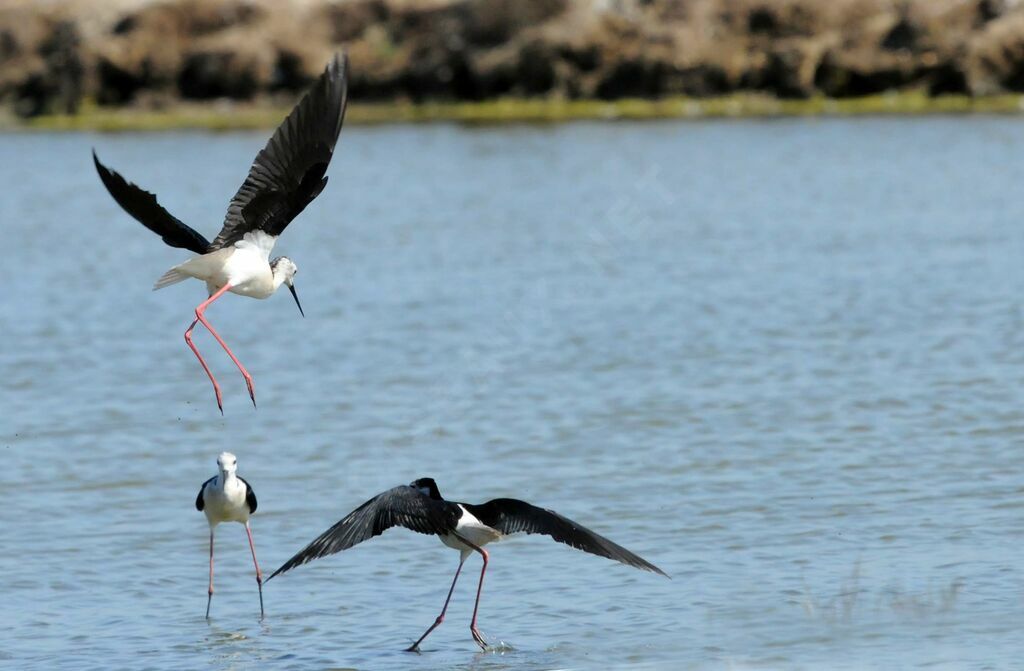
93,53,349,412
196,451,263,620
267,477,667,651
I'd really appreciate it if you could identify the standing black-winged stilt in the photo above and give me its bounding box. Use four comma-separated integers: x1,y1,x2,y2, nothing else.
267,478,667,651
196,451,263,620
93,53,349,413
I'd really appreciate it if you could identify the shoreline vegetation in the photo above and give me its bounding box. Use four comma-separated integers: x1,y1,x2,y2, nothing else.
8,0,1024,131
8,92,1024,132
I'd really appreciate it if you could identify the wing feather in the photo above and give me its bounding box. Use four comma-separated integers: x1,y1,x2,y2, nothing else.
465,499,668,576
195,476,215,512
239,476,258,514
93,151,211,255
209,53,348,250
268,485,457,580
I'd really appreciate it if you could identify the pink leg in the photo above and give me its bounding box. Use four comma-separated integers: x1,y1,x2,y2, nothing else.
245,522,265,619
406,557,466,652
468,545,490,650
205,530,215,619
193,283,257,408
185,315,223,414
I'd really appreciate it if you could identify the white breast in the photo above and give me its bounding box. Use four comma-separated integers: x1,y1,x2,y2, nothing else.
171,231,277,298
217,245,275,298
203,476,250,525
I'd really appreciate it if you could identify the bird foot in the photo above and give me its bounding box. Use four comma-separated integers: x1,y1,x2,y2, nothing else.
471,626,488,650
243,375,256,408
404,644,421,654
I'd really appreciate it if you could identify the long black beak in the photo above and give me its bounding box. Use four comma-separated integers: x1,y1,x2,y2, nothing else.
288,284,304,317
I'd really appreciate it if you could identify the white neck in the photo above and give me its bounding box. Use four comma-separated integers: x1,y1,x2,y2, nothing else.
271,267,290,293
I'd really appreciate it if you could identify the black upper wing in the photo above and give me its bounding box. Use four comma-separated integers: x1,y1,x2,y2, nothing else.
268,484,458,580
93,151,211,255
195,476,215,511
209,53,349,251
464,499,668,577
239,476,258,514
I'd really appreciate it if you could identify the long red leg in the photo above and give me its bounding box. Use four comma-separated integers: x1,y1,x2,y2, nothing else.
245,522,265,620
467,544,490,650
193,283,257,408
185,315,223,414
205,529,215,619
406,557,466,652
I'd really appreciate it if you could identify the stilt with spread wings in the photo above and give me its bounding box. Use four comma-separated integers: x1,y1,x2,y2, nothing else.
268,478,667,652
93,54,349,412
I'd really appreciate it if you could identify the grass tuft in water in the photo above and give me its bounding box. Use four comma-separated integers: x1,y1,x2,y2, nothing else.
800,561,966,624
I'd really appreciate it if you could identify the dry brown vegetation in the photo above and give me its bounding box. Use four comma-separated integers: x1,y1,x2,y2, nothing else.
3,0,1024,118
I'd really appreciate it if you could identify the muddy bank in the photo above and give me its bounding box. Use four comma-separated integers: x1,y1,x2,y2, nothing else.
3,0,1024,118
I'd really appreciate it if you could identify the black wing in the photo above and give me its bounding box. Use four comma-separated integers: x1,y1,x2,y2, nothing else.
464,499,668,577
195,476,215,511
208,53,349,251
268,485,458,580
93,150,211,255
239,476,258,514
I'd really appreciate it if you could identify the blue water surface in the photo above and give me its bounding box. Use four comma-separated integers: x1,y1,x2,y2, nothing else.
1,117,1022,670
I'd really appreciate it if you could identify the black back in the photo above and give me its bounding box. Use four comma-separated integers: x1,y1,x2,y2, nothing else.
268,484,459,580
209,53,349,250
93,151,211,255
463,498,667,576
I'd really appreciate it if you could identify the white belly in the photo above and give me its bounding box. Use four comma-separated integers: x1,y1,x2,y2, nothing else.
175,234,276,299
203,477,250,525
212,247,274,297
440,506,502,554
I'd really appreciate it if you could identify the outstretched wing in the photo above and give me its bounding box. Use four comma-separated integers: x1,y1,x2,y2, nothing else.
93,151,211,255
268,485,458,580
209,53,349,251
464,499,668,576
195,477,215,511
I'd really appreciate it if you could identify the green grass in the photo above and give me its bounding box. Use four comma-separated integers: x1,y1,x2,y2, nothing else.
6,91,1024,132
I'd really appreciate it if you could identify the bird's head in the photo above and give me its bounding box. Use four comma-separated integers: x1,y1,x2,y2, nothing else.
217,452,238,478
270,256,304,317
411,477,442,500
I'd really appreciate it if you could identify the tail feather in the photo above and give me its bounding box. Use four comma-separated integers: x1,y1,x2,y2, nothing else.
153,267,189,290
